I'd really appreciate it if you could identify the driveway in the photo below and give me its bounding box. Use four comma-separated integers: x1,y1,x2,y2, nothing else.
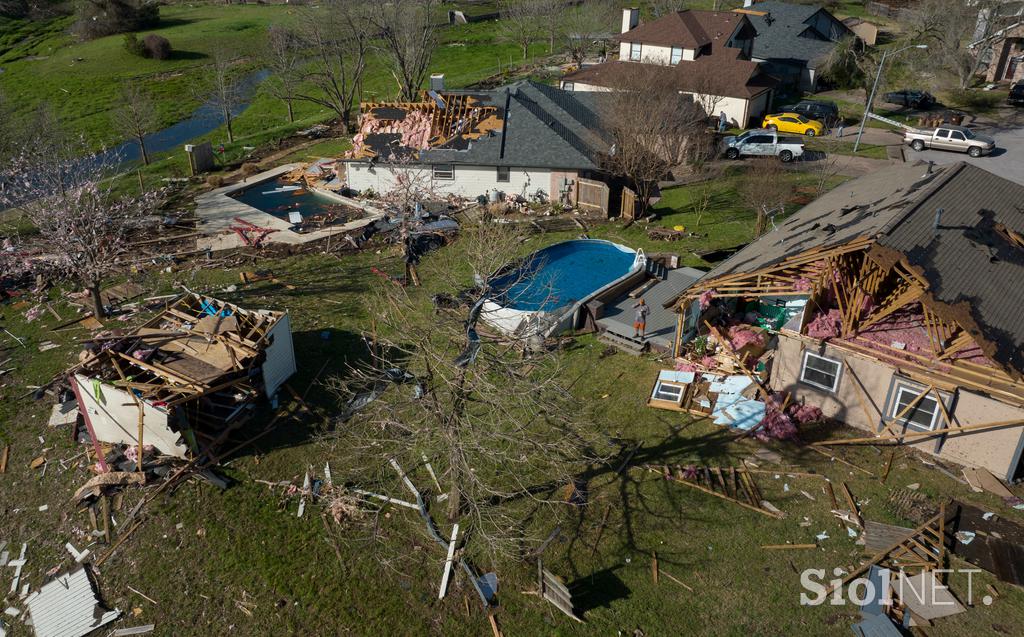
904,120,1024,185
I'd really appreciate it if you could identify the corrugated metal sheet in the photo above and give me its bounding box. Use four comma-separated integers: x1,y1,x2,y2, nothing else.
25,568,120,637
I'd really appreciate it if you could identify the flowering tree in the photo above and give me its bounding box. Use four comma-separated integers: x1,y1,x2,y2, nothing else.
0,135,155,318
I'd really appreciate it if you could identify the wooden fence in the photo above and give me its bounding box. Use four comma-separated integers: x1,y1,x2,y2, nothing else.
577,178,610,217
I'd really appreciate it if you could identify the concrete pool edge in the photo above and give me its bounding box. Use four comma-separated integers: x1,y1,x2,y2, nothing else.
194,163,388,250
481,239,644,338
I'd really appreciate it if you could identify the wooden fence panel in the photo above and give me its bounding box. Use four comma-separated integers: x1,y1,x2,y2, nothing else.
577,178,609,217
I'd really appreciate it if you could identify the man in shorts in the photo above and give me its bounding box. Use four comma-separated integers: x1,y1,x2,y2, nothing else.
633,298,649,340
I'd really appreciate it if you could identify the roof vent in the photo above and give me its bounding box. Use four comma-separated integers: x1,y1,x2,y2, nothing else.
933,208,944,234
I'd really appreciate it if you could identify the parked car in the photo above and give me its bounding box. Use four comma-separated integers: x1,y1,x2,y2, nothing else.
781,100,841,126
723,129,805,162
883,89,936,109
761,112,826,137
904,125,995,157
1008,82,1024,106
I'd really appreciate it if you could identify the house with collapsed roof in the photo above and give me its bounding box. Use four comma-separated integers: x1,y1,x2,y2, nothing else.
340,79,615,206
72,293,296,461
735,1,854,92
559,8,777,127
663,161,1024,481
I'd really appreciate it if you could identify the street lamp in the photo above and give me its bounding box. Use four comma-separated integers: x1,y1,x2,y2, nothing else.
853,44,929,153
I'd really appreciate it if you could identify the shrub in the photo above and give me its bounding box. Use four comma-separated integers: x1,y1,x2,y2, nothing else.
240,163,262,177
142,34,171,60
206,175,224,188
948,88,1002,110
123,33,145,57
74,0,160,41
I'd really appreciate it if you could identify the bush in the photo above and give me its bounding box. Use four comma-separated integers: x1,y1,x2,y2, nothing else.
123,33,145,57
206,174,224,188
948,88,1002,110
74,0,160,40
142,33,171,59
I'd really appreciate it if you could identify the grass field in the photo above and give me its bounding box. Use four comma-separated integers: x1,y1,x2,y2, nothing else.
2,209,1024,635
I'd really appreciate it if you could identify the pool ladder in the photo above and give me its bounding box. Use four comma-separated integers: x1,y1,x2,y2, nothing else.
633,248,648,271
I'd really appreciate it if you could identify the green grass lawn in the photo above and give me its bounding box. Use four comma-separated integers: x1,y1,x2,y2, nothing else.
2,222,1024,635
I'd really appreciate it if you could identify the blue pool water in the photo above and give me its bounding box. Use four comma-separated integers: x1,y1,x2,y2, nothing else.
230,176,356,222
490,240,637,312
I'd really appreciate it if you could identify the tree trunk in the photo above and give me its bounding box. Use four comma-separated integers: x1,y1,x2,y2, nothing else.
138,136,150,166
287,98,294,123
522,43,529,60
224,107,235,143
89,283,105,319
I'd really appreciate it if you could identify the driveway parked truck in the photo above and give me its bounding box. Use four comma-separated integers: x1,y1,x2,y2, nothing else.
904,126,996,157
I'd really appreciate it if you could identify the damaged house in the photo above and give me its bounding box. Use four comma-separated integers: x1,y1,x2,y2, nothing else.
664,161,1024,480
72,293,296,460
341,78,615,206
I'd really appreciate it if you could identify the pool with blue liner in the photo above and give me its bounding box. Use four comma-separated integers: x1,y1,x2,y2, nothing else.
490,239,639,312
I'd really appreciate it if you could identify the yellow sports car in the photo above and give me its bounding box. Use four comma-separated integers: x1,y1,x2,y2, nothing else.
761,112,826,137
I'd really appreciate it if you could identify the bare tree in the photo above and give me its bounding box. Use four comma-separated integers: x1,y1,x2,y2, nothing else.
207,52,240,143
369,0,437,101
0,134,155,318
265,25,304,124
738,159,792,238
498,0,544,60
283,1,372,132
111,82,157,165
327,220,607,556
601,67,707,216
650,0,690,18
563,0,616,64
911,0,998,88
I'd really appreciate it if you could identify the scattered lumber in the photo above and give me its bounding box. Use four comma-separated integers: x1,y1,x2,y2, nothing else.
643,464,783,519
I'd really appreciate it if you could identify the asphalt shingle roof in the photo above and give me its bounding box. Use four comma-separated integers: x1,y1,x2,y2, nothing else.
744,1,850,68
421,81,612,170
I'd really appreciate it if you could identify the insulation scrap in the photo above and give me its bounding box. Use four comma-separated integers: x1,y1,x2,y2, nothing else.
728,325,765,350
793,277,812,292
789,403,824,425
699,289,717,310
805,309,840,339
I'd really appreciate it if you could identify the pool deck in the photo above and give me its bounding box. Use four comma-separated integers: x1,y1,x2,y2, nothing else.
194,163,388,250
597,266,705,351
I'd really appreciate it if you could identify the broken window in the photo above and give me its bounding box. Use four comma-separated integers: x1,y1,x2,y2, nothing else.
670,47,683,64
432,164,455,180
890,386,941,431
652,379,686,405
496,166,510,183
800,352,842,392
629,42,642,61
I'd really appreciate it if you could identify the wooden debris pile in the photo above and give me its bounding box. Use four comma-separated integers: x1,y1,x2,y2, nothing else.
643,464,783,518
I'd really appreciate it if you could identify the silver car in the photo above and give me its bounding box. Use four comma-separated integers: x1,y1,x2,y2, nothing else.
905,125,996,157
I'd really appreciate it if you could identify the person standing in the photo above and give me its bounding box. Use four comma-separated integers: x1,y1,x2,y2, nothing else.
633,298,650,340
718,111,728,133
835,120,845,138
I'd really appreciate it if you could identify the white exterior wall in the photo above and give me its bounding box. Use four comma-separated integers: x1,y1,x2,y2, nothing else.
689,94,749,127
261,312,296,398
74,374,189,458
617,42,693,64
345,162,554,200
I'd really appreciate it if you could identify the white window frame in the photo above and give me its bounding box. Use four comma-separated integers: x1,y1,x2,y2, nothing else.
670,47,683,64
799,351,842,393
651,379,686,405
496,166,510,183
432,164,455,180
890,386,941,432
629,42,642,61
562,81,575,91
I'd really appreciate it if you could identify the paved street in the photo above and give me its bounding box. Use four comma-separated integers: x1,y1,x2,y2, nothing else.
908,123,1024,185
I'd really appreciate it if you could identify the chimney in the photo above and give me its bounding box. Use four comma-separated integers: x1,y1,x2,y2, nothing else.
430,73,445,92
621,7,639,34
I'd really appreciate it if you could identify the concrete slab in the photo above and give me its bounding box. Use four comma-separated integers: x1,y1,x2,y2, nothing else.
597,267,704,351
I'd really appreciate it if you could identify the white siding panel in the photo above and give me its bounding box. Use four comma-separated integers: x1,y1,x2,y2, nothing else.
261,311,297,398
73,374,187,458
345,163,553,200
25,568,120,637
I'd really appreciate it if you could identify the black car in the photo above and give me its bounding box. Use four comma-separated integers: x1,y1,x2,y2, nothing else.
883,89,936,109
1009,82,1024,106
782,100,840,126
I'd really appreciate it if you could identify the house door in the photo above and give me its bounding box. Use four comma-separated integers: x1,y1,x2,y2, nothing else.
1007,56,1019,81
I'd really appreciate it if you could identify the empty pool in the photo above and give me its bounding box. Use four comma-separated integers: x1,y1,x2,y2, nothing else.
230,176,363,226
484,239,643,336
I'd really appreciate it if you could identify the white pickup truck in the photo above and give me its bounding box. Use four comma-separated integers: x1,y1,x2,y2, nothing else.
722,129,805,162
904,125,995,157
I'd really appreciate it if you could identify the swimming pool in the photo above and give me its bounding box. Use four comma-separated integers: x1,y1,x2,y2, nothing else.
484,239,643,336
230,176,362,225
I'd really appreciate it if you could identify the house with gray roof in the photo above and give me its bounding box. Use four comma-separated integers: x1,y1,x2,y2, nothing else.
664,161,1024,481
737,1,854,92
341,80,618,205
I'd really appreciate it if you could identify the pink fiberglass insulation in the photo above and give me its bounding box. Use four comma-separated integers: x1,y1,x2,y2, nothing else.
699,289,716,310
806,309,841,339
701,355,717,369
857,305,993,367
675,360,700,372
756,410,797,442
728,325,765,350
793,277,812,292
788,403,824,425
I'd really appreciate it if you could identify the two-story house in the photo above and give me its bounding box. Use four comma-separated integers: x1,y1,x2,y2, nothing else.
736,1,855,92
560,8,777,128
